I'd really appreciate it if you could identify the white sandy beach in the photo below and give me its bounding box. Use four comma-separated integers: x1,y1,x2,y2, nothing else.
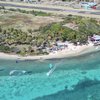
0,44,100,60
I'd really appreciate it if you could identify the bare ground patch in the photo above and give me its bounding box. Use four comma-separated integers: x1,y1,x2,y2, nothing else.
0,11,63,31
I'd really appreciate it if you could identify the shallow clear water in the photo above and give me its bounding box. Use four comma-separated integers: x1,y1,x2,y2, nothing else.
0,51,100,100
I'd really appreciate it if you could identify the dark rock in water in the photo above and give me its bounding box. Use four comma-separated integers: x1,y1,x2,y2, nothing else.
52,84,56,88
0,68,5,71
16,60,19,63
25,71,33,75
74,78,100,90
81,71,87,74
34,79,100,100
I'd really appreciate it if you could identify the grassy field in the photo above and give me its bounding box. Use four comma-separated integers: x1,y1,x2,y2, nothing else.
0,10,63,32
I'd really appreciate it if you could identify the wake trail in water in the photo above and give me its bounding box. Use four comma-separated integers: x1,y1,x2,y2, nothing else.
46,60,63,76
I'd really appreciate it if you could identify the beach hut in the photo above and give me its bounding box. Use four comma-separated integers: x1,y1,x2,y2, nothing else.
91,35,100,41
56,41,68,49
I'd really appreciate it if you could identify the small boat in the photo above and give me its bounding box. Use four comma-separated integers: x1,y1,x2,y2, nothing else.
46,64,56,76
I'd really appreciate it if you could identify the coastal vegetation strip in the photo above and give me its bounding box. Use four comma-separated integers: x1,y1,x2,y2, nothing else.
0,7,100,56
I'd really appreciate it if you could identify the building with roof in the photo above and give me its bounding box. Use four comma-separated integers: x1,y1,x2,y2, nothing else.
56,41,68,49
94,0,100,4
80,0,100,4
91,35,100,41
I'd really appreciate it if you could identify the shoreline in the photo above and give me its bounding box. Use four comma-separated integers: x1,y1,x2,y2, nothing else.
0,45,100,60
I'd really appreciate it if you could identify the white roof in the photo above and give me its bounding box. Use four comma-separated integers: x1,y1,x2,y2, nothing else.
93,35,100,40
57,41,68,45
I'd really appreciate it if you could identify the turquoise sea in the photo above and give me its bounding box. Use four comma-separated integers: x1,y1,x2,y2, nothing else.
0,51,100,100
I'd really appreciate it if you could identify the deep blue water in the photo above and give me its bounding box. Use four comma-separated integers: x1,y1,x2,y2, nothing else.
0,51,100,100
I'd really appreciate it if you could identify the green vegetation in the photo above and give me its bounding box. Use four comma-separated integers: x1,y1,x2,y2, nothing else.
0,27,49,56
0,6,51,16
39,16,100,44
0,8,60,56
0,7,100,56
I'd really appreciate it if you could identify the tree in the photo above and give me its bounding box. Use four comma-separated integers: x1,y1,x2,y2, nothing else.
28,29,33,34
0,27,2,32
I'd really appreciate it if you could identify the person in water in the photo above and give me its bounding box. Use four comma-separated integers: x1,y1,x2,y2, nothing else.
49,63,53,69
